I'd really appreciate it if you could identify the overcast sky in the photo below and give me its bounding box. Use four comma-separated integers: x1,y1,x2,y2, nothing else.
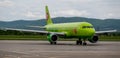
0,0,120,21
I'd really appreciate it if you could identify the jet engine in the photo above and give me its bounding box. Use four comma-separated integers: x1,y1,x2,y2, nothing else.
47,34,58,44
88,36,98,43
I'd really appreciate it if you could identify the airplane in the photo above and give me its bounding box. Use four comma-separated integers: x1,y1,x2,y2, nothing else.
1,6,117,45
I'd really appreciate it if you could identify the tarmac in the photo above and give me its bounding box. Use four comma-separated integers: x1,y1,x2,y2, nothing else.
0,40,120,58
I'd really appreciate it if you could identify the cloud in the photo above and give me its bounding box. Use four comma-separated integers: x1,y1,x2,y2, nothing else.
0,0,120,21
40,15,45,19
22,11,45,19
0,16,8,21
0,0,14,7
107,13,114,17
23,11,38,18
105,13,116,19
54,9,89,17
61,0,93,2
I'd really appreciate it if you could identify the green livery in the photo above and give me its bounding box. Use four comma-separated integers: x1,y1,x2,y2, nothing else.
44,6,97,45
46,6,53,25
45,22,95,38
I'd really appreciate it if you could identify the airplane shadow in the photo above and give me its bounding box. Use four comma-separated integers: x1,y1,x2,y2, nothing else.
23,42,102,46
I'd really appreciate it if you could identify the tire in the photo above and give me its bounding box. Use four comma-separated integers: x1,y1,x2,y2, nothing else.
50,42,57,45
76,41,82,45
50,42,53,44
76,41,79,45
79,41,82,45
83,42,87,45
53,42,57,44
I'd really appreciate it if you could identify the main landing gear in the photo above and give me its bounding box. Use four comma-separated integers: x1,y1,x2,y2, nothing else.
76,38,87,45
50,41,57,45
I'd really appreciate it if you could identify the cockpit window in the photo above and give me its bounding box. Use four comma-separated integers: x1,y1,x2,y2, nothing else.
82,26,93,28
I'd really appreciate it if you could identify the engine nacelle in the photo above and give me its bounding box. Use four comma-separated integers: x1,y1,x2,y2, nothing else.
88,36,99,43
47,34,58,42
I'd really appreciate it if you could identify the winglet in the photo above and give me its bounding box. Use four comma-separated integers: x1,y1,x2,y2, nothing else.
45,6,53,25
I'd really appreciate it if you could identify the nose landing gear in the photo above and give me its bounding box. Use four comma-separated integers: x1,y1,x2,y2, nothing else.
76,38,82,45
83,39,87,45
76,38,87,45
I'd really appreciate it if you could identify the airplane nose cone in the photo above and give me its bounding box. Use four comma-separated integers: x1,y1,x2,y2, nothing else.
88,29,95,36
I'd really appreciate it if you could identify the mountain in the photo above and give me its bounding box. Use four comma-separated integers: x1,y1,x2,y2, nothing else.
0,17,120,31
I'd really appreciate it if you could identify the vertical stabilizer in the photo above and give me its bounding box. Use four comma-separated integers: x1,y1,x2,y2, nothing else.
45,6,53,25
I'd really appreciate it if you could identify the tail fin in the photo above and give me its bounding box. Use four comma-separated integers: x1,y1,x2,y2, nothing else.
45,6,53,25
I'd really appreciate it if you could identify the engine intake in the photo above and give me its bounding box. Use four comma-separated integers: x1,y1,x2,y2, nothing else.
47,34,58,42
88,36,98,43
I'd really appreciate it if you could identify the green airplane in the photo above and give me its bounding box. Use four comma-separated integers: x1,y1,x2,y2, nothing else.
2,6,117,45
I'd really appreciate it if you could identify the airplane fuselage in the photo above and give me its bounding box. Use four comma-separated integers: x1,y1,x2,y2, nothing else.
45,22,95,38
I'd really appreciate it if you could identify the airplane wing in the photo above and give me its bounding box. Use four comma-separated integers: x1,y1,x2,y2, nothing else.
28,26,46,29
0,28,65,36
95,30,117,34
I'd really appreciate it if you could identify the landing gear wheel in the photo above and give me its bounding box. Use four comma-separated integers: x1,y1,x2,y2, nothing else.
53,42,57,44
50,42,53,44
76,41,79,45
83,42,87,45
79,41,82,45
76,40,82,45
50,42,57,45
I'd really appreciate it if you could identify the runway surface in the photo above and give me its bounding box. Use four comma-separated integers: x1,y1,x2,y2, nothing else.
0,40,120,58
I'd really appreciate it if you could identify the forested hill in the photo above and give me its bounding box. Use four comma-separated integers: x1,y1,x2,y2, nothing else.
0,17,120,31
